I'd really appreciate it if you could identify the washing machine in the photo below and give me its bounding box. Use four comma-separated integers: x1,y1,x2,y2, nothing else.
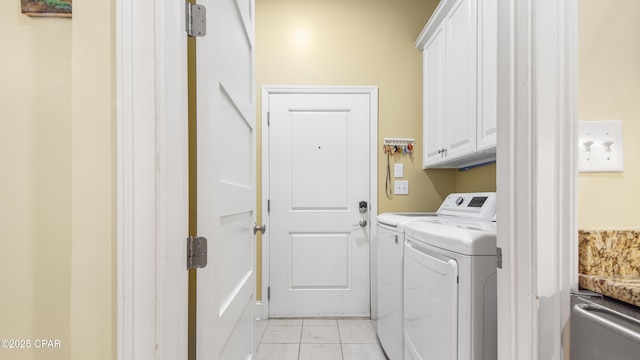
376,212,436,360
376,193,496,360
403,217,497,360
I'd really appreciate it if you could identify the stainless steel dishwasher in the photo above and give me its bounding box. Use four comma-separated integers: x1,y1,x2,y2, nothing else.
571,290,640,360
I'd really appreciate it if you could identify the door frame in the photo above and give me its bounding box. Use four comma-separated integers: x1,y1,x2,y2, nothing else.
260,86,379,320
495,0,577,358
116,0,189,359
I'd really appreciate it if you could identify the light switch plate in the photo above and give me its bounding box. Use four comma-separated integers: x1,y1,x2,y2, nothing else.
394,180,409,195
394,163,404,178
578,120,624,172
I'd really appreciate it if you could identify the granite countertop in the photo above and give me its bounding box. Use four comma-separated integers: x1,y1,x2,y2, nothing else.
578,229,640,307
578,230,640,276
579,274,640,308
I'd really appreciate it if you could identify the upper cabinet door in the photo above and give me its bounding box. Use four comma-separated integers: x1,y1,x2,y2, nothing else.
476,0,498,151
423,24,447,168
444,0,477,160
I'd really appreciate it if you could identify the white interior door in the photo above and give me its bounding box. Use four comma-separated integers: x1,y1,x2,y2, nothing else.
195,0,257,359
267,91,372,318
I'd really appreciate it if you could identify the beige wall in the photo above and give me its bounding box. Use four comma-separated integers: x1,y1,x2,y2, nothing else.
0,2,72,359
578,0,640,229
0,1,116,359
69,1,116,359
456,163,497,193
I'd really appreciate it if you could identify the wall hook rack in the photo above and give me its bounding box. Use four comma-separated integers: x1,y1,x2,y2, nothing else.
383,138,415,155
383,138,415,147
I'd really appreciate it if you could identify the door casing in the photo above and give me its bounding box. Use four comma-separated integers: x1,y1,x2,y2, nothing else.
116,0,189,359
495,0,577,358
260,86,379,321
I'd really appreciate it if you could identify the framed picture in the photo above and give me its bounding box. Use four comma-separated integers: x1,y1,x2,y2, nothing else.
22,0,72,18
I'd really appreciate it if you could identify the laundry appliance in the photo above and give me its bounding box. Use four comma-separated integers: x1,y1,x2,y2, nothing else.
403,198,497,360
376,192,496,360
571,290,640,360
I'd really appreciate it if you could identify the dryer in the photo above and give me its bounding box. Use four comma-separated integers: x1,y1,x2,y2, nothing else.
404,218,497,360
375,193,496,360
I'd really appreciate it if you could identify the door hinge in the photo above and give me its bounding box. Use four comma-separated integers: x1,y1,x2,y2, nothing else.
496,247,502,269
186,2,207,37
267,199,270,213
187,236,208,269
267,286,271,300
267,112,270,126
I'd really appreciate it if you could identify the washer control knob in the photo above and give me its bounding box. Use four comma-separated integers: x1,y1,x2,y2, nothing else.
455,197,464,206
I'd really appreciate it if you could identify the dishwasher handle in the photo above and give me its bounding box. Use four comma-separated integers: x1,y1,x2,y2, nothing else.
574,303,640,343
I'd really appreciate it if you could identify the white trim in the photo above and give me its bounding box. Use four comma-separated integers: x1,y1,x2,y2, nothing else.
565,0,579,294
369,89,379,320
496,0,577,359
260,89,269,321
117,0,157,358
260,86,379,320
255,301,263,320
155,1,190,359
117,0,189,359
116,1,134,357
415,0,456,49
496,0,534,356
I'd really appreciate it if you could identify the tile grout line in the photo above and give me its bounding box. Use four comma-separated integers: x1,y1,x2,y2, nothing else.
257,318,382,360
297,321,302,360
337,321,345,360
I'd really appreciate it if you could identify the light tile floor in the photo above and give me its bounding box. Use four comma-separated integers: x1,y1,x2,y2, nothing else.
256,318,388,360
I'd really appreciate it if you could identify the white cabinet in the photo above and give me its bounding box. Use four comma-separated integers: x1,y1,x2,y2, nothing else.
423,24,447,166
476,0,498,151
417,0,497,169
443,0,477,161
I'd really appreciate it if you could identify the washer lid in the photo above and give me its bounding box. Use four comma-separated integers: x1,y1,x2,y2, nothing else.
405,220,497,256
376,212,440,227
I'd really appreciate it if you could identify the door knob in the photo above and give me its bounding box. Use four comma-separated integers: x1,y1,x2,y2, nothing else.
253,223,266,235
357,219,367,227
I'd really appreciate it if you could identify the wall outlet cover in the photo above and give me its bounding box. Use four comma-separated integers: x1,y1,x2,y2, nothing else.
394,163,404,178
394,180,409,195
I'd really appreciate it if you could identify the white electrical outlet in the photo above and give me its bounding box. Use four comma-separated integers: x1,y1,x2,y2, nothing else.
578,120,624,172
394,180,409,195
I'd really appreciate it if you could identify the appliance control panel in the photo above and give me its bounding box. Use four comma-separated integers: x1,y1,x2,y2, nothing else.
436,192,497,220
